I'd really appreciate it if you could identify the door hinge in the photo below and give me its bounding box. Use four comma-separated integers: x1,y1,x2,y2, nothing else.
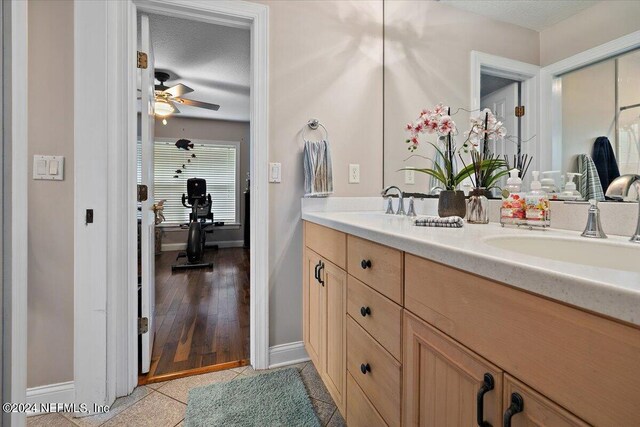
137,51,148,69
138,317,149,335
515,105,525,117
137,184,148,202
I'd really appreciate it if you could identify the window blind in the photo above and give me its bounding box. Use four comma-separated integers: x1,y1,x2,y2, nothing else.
153,141,238,224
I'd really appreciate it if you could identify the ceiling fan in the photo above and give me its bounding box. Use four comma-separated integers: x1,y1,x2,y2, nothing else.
153,71,220,118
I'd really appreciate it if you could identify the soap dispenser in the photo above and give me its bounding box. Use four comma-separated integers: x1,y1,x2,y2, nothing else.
541,171,560,198
559,173,582,200
500,168,525,226
525,171,550,228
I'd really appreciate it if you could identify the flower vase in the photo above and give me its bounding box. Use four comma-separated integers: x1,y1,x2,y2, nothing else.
467,188,489,224
438,190,466,218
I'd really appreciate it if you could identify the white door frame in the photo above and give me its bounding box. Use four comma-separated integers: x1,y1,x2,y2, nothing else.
7,0,29,426
540,30,640,171
470,51,540,171
73,0,269,406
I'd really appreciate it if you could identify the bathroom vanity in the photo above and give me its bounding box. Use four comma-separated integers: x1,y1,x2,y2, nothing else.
302,212,640,426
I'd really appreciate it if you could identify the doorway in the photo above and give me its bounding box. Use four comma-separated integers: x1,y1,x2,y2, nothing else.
137,12,252,383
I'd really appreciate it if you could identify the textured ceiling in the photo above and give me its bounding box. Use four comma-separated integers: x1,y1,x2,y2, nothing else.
440,0,599,31
147,13,250,122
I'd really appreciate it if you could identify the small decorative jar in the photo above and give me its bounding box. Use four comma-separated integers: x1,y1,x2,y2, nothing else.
467,188,489,224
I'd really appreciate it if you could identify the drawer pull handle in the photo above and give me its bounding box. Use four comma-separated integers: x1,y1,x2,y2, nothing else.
503,392,524,427
476,373,495,427
360,363,371,375
317,262,325,286
360,306,371,317
360,259,372,269
314,262,321,283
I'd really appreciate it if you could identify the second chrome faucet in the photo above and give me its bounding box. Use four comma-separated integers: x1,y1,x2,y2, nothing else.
381,186,416,217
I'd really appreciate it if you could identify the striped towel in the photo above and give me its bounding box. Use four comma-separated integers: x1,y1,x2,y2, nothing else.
414,215,464,228
577,154,605,201
304,139,333,197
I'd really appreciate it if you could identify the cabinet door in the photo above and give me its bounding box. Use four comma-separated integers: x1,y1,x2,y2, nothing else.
323,260,347,413
503,374,588,427
303,248,324,369
403,311,503,427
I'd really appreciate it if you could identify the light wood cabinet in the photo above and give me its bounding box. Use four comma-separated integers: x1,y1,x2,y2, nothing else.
346,372,388,427
403,311,503,427
303,245,346,414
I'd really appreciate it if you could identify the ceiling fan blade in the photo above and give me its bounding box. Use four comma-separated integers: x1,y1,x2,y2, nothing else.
164,83,194,98
169,101,181,114
177,98,220,111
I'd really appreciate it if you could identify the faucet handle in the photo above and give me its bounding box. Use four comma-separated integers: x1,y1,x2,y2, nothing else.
406,196,417,217
384,197,394,215
581,199,607,239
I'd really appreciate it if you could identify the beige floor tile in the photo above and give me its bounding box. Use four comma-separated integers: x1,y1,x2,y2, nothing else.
326,409,346,427
155,369,238,403
300,363,334,404
239,362,309,377
64,386,153,427
101,393,184,427
144,382,165,390
27,413,76,427
311,398,337,426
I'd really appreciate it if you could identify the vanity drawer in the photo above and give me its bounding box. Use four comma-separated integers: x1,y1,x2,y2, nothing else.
347,316,401,427
347,372,388,427
347,275,402,360
304,221,346,269
347,235,403,304
404,253,640,427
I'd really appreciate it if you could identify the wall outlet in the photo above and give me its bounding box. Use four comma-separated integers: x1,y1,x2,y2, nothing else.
405,168,415,185
269,162,281,183
349,164,360,184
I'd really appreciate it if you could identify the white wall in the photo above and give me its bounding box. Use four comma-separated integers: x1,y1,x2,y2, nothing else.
258,0,384,346
27,0,74,387
560,60,615,175
155,117,250,247
383,1,540,190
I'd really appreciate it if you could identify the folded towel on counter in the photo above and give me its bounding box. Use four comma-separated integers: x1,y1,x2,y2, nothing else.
577,154,605,201
592,136,620,192
303,139,333,197
414,215,464,228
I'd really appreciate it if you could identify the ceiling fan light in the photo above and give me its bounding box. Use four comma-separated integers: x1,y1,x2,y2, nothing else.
154,100,174,117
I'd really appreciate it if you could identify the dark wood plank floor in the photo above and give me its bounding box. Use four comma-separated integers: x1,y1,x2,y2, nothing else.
144,247,250,380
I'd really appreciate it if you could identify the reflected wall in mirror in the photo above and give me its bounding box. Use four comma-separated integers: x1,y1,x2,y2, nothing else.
383,0,640,201
557,49,640,195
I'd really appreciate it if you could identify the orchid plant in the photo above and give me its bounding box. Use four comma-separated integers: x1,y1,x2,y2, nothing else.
402,104,508,192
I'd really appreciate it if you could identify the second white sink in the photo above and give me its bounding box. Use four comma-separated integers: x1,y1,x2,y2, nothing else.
483,235,640,273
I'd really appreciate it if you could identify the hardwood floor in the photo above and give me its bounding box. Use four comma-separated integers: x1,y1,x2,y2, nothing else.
141,247,250,382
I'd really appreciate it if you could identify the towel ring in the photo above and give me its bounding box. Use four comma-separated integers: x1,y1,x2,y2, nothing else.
302,118,329,141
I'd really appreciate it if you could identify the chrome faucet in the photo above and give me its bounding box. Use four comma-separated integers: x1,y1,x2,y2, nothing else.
605,174,640,243
381,186,405,215
581,199,607,239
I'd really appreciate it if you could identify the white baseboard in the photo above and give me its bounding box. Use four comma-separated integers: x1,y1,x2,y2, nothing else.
268,341,310,368
26,381,74,416
161,240,244,252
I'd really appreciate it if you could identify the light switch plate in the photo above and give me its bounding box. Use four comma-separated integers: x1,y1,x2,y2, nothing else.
33,155,65,181
349,164,360,184
405,168,415,185
269,162,281,183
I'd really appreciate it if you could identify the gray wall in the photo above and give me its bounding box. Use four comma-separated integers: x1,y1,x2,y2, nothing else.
155,117,250,247
27,0,74,388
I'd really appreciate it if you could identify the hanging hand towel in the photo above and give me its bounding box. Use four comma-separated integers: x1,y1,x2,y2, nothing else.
577,154,605,201
304,139,333,197
414,215,464,228
592,136,620,191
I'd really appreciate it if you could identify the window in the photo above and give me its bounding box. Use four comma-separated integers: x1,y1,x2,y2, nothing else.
153,139,239,225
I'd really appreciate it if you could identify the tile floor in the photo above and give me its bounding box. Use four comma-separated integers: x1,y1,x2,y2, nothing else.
27,362,346,427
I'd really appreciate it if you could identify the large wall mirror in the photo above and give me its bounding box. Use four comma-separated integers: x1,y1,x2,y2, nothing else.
383,1,640,200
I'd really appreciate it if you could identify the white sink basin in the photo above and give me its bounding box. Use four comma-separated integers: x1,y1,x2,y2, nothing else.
483,235,640,273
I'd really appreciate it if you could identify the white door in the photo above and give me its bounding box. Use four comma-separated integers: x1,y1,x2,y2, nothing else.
481,82,518,159
139,14,155,374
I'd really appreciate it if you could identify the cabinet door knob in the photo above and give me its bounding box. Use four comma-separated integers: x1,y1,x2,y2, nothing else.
476,373,495,427
503,392,524,427
317,262,325,286
360,306,371,317
360,363,371,375
314,262,321,282
360,259,372,269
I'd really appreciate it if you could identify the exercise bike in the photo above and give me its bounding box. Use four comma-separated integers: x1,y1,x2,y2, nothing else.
172,178,215,271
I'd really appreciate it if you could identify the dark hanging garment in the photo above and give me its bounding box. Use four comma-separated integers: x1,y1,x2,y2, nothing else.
592,136,620,192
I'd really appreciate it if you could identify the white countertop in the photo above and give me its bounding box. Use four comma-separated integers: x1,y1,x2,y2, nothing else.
302,209,640,326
